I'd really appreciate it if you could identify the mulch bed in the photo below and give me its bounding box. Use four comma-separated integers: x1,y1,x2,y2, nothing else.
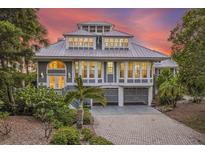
165,102,205,134
0,116,49,145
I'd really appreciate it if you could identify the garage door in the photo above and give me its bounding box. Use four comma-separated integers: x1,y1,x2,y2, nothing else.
124,88,148,105
93,88,118,105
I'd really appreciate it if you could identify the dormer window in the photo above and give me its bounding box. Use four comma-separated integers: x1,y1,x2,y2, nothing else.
104,37,129,50
68,36,95,49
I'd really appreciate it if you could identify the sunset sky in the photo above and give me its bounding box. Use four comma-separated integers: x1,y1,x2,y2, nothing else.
38,8,187,55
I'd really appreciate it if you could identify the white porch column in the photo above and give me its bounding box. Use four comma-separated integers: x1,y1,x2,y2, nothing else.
148,86,153,106
118,87,124,107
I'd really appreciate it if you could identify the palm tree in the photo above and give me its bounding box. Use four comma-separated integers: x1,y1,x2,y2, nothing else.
64,76,107,129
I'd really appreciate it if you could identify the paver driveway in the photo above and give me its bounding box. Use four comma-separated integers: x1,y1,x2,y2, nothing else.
91,106,205,145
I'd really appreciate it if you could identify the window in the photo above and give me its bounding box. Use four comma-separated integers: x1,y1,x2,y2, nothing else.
89,38,94,47
142,62,147,78
104,26,110,32
98,62,102,78
74,37,78,47
68,37,73,47
124,38,129,48
58,76,65,89
89,62,95,78
114,38,118,48
74,61,79,77
104,37,129,49
83,38,88,48
49,76,55,89
81,61,87,78
120,62,124,78
90,26,95,32
119,38,123,48
109,38,114,48
107,62,113,74
134,62,140,78
128,62,133,78
104,38,109,48
82,26,88,31
97,26,103,33
48,60,65,69
79,37,83,47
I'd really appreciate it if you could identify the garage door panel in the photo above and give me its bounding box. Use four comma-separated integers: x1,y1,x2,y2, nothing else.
93,88,118,105
124,88,148,105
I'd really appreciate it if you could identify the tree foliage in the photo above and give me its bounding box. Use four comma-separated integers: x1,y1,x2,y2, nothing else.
64,76,107,129
158,76,184,107
168,9,205,102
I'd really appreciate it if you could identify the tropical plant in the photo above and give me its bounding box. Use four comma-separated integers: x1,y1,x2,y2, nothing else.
82,128,94,141
51,127,80,145
64,76,107,129
89,136,113,145
83,108,93,125
158,76,184,108
168,9,205,103
156,68,173,88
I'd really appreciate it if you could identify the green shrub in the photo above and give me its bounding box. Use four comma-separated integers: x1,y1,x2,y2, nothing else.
58,109,77,126
51,127,80,145
83,108,92,125
89,136,113,145
82,128,94,141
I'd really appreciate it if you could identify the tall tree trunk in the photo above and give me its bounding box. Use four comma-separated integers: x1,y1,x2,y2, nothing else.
77,100,84,129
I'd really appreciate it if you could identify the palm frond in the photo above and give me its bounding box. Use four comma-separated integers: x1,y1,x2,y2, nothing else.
64,91,79,104
86,94,107,106
84,87,105,96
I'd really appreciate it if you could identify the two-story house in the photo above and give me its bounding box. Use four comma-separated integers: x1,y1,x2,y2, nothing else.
35,21,169,106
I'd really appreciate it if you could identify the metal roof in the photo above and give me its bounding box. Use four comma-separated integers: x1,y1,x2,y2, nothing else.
64,29,133,37
35,39,169,60
153,59,178,68
64,29,95,36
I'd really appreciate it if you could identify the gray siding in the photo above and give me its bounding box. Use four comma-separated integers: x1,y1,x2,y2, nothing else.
38,61,48,82
124,88,148,105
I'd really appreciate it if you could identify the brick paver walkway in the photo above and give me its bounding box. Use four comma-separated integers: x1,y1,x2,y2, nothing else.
91,106,205,145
